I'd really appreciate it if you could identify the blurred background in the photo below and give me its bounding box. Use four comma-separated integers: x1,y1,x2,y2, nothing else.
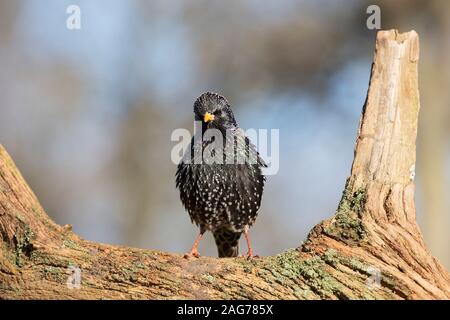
0,0,448,268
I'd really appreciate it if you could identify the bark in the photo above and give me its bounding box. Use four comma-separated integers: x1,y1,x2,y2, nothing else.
0,30,449,300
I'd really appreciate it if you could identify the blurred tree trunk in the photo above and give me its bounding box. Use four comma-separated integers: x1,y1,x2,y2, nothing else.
418,3,450,269
0,30,449,299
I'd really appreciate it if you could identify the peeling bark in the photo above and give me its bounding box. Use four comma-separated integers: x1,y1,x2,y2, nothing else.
0,30,449,300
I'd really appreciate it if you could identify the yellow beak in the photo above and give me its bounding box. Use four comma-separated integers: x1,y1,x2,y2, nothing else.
203,112,215,123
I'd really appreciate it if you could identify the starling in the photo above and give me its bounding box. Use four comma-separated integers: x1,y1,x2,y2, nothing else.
176,92,266,258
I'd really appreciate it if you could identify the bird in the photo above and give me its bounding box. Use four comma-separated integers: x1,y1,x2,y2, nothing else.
176,92,266,258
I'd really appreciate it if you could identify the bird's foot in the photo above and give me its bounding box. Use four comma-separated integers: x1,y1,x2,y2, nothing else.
183,250,200,259
240,251,258,259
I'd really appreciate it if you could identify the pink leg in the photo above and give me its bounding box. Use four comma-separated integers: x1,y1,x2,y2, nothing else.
184,232,204,258
244,230,254,258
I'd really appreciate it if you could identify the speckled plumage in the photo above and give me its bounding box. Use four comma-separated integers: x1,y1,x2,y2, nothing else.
176,92,266,257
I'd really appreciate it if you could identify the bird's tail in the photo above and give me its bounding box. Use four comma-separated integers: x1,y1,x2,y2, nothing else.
213,228,241,258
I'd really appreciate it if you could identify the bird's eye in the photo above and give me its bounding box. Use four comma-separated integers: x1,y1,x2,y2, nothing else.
213,109,221,116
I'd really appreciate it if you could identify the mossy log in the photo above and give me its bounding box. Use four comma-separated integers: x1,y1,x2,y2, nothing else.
0,30,449,300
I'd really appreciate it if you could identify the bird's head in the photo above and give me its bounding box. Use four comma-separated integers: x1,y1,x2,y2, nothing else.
193,92,237,131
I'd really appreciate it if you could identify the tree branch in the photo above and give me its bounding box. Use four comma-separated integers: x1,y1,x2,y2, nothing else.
1,30,449,300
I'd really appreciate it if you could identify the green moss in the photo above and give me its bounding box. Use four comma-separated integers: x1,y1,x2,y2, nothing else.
68,260,78,268
275,249,303,278
256,268,276,284
14,226,34,267
14,211,27,224
268,249,342,298
107,265,139,283
44,266,59,274
293,288,313,299
110,273,123,282
132,260,146,270
347,258,368,273
352,189,367,216
377,270,407,297
42,266,67,282
242,264,253,274
338,256,375,277
325,179,367,243
297,258,343,297
63,239,78,249
32,206,44,219
30,250,67,267
264,245,401,299
200,273,216,284
323,249,339,267
120,266,138,281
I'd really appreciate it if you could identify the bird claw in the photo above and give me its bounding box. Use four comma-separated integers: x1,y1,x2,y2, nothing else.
239,252,258,260
184,251,200,259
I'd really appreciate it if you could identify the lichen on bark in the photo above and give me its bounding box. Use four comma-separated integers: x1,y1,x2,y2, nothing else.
324,178,367,244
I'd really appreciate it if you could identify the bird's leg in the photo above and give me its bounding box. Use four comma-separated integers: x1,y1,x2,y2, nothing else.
243,229,255,259
184,232,204,259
